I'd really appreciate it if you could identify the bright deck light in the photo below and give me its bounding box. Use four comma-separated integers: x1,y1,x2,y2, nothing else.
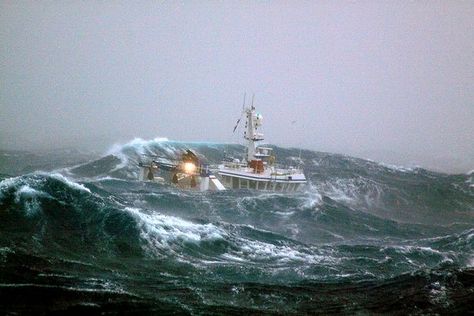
183,162,196,174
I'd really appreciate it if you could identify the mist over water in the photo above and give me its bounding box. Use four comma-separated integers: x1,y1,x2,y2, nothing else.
0,139,473,313
1,2,473,173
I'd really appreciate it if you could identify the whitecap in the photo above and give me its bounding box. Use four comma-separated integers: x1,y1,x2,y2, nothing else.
14,185,51,202
48,173,91,193
233,238,336,266
377,162,414,173
125,207,226,251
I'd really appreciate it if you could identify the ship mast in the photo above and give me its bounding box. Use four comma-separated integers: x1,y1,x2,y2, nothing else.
243,95,264,162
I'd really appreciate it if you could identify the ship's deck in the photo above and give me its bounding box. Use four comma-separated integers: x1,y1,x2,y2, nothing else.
217,164,306,183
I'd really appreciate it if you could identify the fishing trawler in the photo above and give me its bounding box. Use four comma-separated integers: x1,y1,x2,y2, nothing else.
138,98,306,192
216,102,307,192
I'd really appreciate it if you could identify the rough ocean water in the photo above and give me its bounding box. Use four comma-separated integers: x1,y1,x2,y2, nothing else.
0,138,473,314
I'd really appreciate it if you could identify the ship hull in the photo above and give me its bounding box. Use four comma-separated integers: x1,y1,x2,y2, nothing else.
217,170,306,192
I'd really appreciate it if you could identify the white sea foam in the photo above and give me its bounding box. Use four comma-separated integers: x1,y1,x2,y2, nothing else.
390,245,445,256
106,143,134,172
107,137,170,157
220,253,246,262
317,179,358,204
14,185,47,201
0,176,24,196
125,207,335,266
106,137,173,172
287,156,304,165
377,162,414,173
0,173,90,203
125,207,226,252
12,185,52,215
0,176,47,211
232,237,336,266
301,184,323,208
428,281,450,307
383,244,457,269
311,159,320,166
314,176,386,209
38,273,75,279
0,247,13,263
273,210,295,216
48,173,91,193
0,283,130,295
90,176,128,182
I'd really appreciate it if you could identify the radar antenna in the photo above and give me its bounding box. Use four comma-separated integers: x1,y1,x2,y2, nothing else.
232,93,247,133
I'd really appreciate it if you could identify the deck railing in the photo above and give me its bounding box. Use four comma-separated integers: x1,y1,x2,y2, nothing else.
220,161,304,175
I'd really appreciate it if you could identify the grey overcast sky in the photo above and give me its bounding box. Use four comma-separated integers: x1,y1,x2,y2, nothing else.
1,1,473,172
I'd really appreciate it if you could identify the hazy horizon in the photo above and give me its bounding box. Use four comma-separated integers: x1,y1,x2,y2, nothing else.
1,2,473,173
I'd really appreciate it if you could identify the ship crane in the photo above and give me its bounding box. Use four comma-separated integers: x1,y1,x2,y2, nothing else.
138,149,225,191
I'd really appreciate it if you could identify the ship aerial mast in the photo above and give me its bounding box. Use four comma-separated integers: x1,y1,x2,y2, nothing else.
243,94,264,162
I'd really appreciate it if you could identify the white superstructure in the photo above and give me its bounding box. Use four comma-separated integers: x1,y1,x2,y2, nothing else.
217,104,307,192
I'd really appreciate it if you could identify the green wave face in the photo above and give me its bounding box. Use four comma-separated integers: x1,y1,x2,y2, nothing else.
0,140,473,314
